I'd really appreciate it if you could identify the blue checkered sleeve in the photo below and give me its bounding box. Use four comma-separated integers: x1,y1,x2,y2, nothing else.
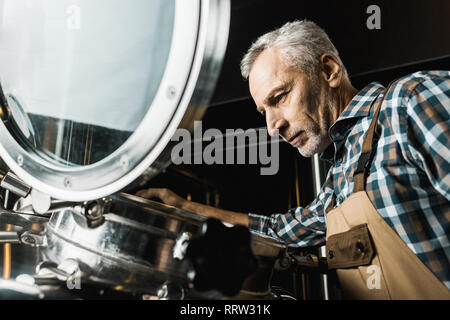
401,74,450,200
248,169,333,247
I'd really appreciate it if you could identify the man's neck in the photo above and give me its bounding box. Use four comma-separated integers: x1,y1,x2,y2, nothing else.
335,80,359,120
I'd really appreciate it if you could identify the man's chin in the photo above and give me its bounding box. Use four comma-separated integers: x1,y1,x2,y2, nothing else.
296,139,328,158
297,147,316,158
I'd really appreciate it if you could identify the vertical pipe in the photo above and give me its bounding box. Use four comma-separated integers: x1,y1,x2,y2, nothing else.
311,154,329,300
3,224,12,280
294,159,307,300
3,189,9,209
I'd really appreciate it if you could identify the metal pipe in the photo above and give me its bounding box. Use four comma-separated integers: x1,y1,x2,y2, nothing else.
294,159,307,300
311,154,329,300
0,231,20,244
0,171,31,198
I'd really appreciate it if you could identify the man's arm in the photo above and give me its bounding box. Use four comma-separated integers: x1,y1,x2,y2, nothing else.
137,155,334,247
395,71,450,200
137,165,334,249
135,188,249,226
248,168,333,247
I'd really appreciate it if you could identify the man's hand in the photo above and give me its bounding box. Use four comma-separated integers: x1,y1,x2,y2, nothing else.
135,188,186,208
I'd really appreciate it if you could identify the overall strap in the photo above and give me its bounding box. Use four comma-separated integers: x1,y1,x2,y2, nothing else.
353,81,396,193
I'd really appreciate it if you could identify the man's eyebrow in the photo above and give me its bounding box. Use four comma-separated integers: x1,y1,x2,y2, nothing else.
263,80,293,105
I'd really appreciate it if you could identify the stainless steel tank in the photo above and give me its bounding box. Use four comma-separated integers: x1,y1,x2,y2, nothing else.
0,0,236,299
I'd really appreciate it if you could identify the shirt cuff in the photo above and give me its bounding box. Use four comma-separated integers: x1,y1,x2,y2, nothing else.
248,213,272,236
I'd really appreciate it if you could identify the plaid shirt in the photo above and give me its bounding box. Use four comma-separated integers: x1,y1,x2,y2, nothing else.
249,70,450,289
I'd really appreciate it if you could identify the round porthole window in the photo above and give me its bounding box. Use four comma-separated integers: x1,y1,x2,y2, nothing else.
0,0,230,201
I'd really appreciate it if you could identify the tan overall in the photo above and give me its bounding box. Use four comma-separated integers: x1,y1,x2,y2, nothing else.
325,83,450,300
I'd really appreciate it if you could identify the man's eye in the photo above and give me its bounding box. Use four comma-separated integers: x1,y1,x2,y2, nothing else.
273,92,287,104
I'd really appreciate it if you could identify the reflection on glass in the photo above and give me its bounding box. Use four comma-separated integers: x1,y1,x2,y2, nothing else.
0,0,175,165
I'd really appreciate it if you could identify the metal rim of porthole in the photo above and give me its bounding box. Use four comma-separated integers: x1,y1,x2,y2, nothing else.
0,0,230,201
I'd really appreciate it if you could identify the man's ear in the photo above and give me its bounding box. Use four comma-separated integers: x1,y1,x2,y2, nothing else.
320,53,342,88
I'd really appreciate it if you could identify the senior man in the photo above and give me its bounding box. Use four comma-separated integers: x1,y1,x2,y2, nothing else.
137,20,450,299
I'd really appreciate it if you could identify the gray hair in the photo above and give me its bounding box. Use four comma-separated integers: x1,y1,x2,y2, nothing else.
240,20,348,80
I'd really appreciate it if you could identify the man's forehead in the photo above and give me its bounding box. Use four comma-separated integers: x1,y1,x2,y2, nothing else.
248,48,286,104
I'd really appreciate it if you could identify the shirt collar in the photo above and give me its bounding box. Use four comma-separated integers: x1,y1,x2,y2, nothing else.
333,81,385,127
319,82,385,163
319,143,335,163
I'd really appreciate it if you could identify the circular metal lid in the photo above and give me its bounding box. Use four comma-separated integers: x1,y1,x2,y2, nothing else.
0,0,229,201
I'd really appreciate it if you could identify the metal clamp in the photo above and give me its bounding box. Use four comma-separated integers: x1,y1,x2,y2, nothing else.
79,198,111,228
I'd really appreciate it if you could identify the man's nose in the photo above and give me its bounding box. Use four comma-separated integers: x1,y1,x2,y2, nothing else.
266,112,287,136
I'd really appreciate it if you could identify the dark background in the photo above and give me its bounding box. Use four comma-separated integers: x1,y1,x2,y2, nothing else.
145,0,450,218
136,0,450,299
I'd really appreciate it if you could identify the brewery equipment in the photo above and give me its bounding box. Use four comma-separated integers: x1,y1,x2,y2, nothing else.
0,0,257,299
0,0,448,300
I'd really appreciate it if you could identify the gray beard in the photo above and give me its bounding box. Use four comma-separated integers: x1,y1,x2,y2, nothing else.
296,82,334,158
